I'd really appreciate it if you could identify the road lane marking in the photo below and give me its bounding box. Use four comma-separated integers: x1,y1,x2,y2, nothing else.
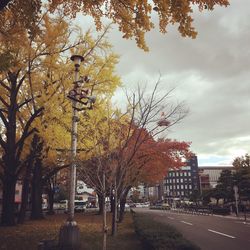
208,229,236,239
168,217,175,220
181,221,193,226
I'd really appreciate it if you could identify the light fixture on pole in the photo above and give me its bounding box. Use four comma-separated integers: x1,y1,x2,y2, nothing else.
59,54,85,249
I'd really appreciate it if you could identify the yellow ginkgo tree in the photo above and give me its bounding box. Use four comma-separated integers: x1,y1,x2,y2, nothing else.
0,0,229,51
0,6,120,225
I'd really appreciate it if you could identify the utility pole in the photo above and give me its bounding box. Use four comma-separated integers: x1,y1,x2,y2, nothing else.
58,55,96,249
59,55,84,250
233,185,239,217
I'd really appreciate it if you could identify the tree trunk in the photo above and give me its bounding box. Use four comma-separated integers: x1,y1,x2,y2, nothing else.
18,159,34,224
118,186,131,223
98,193,104,215
111,181,118,236
1,175,17,226
111,196,117,236
118,197,126,223
110,193,114,213
102,172,107,250
17,174,30,224
47,183,55,215
30,159,43,220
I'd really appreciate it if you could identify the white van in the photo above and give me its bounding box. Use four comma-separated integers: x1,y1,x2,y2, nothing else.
58,200,86,212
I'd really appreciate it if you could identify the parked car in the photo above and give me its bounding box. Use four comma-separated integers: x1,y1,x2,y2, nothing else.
58,200,68,210
74,200,87,212
129,203,136,208
162,203,170,210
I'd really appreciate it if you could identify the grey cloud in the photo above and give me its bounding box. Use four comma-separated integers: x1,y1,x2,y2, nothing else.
78,0,250,163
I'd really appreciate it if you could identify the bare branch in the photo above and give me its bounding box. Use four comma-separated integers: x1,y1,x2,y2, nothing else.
0,80,10,91
0,109,8,127
0,95,9,108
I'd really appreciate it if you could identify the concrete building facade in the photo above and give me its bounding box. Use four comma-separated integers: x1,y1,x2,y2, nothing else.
163,155,200,200
198,166,234,190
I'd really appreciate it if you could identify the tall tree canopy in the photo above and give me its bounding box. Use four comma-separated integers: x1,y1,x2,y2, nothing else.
0,6,121,225
0,0,230,50
233,154,250,201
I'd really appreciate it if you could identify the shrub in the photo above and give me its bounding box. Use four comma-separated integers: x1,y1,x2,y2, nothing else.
212,207,230,215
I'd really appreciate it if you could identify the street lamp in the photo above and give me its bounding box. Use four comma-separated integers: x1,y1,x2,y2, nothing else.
59,55,95,249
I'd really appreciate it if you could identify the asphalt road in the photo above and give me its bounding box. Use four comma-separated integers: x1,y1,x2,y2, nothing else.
134,208,250,250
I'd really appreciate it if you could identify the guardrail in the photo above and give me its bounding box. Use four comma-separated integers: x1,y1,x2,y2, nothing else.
150,206,213,216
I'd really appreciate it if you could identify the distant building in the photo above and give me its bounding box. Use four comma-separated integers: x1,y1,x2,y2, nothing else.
163,155,200,201
142,157,234,203
198,166,234,190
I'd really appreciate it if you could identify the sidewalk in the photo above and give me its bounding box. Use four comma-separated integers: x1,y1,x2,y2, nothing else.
213,212,250,222
167,208,250,223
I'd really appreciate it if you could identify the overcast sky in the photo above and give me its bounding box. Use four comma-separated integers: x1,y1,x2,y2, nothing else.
79,0,250,166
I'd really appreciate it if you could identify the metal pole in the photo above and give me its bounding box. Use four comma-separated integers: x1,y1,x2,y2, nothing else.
59,57,83,249
68,69,79,222
233,185,239,216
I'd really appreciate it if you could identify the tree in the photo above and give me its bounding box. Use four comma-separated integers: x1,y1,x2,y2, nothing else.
233,154,250,202
0,6,120,225
217,169,234,203
79,81,191,238
111,82,190,225
0,10,75,225
0,1,230,50
210,169,234,205
0,69,43,226
189,189,200,205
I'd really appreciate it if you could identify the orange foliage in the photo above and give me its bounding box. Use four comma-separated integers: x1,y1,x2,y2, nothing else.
121,127,191,186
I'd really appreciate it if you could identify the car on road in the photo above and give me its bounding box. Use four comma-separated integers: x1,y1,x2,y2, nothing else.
162,203,170,210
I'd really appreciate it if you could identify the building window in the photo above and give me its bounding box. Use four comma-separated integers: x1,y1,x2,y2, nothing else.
176,172,179,176
173,172,175,177
169,179,172,183
184,172,187,176
176,179,179,183
188,172,191,176
185,185,188,189
180,179,183,183
181,185,183,189
181,191,184,195
189,185,192,189
180,172,183,176
177,185,179,189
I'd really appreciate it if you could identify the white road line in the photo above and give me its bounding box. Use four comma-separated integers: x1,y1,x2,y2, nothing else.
181,220,193,226
208,229,236,239
168,217,175,220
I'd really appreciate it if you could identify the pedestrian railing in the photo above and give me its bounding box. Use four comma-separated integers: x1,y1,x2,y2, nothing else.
149,206,213,216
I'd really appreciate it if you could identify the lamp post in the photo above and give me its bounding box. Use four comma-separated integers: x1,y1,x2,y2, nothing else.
59,55,84,249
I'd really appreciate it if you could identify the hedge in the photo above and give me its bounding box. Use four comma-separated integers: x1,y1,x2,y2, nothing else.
132,212,200,250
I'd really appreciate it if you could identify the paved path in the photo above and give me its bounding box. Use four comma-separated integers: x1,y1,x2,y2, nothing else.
135,208,250,250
